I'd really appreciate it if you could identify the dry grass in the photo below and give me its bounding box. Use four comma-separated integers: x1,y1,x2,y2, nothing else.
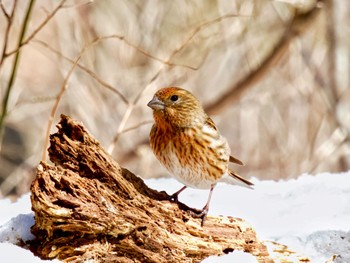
0,0,349,197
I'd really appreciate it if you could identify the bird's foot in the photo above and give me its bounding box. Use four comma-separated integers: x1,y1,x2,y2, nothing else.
168,186,187,203
188,206,209,227
168,193,179,203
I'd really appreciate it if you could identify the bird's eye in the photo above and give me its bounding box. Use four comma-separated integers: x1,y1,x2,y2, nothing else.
170,95,178,102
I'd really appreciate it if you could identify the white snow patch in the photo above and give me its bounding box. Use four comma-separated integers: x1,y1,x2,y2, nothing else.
0,213,35,243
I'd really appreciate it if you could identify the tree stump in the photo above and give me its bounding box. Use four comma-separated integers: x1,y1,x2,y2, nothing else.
29,114,273,262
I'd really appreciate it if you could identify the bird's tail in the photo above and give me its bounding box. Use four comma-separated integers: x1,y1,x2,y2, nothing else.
220,169,254,189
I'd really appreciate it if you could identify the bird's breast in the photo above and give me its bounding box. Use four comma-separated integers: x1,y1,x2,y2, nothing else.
150,124,230,189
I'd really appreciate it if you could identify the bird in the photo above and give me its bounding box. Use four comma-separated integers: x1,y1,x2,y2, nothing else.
147,87,253,226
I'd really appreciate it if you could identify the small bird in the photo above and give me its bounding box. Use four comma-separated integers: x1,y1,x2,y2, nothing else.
147,87,253,225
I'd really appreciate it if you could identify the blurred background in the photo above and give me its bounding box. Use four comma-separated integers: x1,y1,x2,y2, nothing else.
0,0,349,199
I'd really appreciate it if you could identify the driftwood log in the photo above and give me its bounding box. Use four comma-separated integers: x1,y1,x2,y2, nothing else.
29,114,274,262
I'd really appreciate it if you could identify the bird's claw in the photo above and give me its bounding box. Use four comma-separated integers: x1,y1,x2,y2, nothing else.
168,193,179,203
188,207,209,226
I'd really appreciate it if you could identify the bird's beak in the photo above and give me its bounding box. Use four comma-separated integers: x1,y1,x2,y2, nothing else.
147,96,165,110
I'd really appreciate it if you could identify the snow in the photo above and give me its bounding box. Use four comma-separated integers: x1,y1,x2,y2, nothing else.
0,214,35,243
0,172,349,262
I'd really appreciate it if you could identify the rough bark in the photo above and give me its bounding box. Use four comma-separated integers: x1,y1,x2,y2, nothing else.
30,114,274,262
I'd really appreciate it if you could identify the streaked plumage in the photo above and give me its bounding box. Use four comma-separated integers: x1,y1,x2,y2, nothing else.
148,87,253,225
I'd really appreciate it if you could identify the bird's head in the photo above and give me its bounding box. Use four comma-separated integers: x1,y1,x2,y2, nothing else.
147,87,206,129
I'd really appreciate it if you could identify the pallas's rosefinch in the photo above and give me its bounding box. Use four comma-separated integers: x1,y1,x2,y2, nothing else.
148,87,253,225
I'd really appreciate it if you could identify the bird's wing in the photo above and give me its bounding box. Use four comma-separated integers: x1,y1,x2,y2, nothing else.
205,117,244,166
204,117,218,131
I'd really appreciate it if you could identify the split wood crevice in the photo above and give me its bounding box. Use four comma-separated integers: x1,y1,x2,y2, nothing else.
29,114,274,262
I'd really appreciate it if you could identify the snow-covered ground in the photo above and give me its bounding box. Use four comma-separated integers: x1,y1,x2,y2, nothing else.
0,172,349,262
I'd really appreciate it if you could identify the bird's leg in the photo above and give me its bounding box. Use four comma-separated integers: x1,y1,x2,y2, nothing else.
168,186,187,203
195,184,215,226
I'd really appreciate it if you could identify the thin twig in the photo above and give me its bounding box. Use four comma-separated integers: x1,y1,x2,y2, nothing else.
108,104,133,154
0,0,10,18
120,120,153,134
17,95,56,105
108,35,199,70
62,0,93,9
34,39,129,105
5,0,66,58
92,35,198,70
42,48,84,161
171,14,245,59
0,0,17,67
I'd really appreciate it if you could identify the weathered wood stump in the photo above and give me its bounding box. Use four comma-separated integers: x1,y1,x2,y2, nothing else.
29,114,273,262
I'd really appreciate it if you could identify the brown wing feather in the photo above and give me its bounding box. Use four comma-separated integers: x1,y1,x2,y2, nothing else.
206,117,244,166
229,169,254,187
205,117,218,131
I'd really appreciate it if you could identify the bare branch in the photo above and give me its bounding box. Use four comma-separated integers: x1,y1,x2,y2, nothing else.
34,39,129,105
42,39,91,161
94,35,199,70
120,120,153,134
0,0,17,67
108,120,153,154
0,1,10,19
62,0,94,9
171,14,246,59
5,0,66,58
108,104,133,154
